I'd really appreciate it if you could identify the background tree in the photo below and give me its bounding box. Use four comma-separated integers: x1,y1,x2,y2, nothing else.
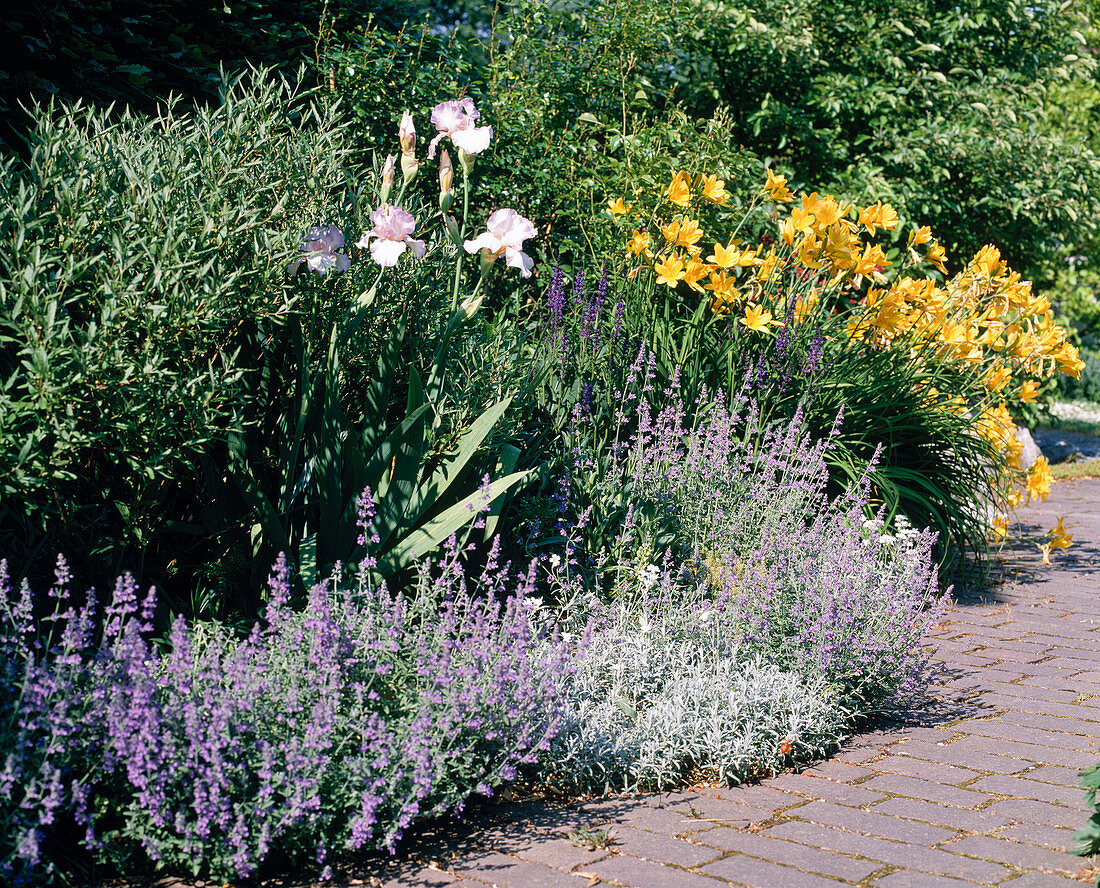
674,0,1100,286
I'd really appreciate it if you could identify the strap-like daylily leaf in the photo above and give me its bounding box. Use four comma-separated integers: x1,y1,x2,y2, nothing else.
228,452,295,565
317,324,344,570
483,443,521,541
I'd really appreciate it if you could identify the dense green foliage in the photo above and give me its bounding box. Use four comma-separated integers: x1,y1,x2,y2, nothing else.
7,0,1098,286
310,0,1100,286
321,0,751,263
0,72,349,594
677,0,1100,286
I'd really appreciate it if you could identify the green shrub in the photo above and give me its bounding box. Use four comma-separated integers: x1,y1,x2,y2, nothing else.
335,0,1100,285
675,0,1100,286
0,69,347,590
321,0,761,267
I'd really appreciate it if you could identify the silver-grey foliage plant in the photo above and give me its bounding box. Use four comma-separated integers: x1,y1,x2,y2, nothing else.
540,587,851,794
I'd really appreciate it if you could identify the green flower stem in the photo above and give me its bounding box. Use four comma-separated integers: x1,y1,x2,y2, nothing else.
451,156,472,312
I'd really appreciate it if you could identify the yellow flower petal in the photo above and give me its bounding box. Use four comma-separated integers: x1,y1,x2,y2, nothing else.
654,253,687,288
607,197,632,217
667,170,691,207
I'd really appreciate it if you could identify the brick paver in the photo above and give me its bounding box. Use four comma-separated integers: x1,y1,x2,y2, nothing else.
338,480,1100,887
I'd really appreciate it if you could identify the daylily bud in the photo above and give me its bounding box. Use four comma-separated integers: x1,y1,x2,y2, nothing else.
444,214,461,246
439,149,455,212
380,154,395,203
398,110,415,155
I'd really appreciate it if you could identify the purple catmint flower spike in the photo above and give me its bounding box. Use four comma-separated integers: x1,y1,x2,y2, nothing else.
547,263,565,336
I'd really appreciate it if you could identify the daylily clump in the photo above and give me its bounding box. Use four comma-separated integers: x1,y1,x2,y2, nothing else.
610,168,1083,559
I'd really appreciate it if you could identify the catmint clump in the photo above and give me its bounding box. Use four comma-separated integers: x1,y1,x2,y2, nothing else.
1,550,573,883
537,349,946,791
0,557,102,887
620,377,945,705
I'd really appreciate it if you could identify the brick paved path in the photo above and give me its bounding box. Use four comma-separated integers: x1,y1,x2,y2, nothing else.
354,479,1100,888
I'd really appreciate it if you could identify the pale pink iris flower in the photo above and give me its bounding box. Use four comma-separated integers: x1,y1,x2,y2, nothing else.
356,205,427,267
463,209,537,277
289,225,351,276
427,99,493,159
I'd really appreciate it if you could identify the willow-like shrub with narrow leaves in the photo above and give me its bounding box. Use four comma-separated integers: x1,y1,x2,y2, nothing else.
0,542,571,884
0,69,354,591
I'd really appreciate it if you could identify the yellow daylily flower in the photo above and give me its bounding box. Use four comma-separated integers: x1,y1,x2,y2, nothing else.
683,257,711,292
705,269,736,297
607,197,632,217
627,230,650,256
734,246,763,267
790,203,816,234
676,218,705,249
740,303,783,333
654,253,687,288
667,170,691,207
984,365,1012,393
1050,516,1073,551
812,196,846,229
1055,343,1086,379
709,290,738,317
1018,380,1039,403
794,293,819,323
852,243,889,278
1025,456,1052,503
779,217,797,246
970,244,1000,278
796,233,825,270
908,225,933,246
858,202,899,233
707,241,739,268
926,240,948,274
699,173,730,205
763,168,794,202
823,224,858,266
